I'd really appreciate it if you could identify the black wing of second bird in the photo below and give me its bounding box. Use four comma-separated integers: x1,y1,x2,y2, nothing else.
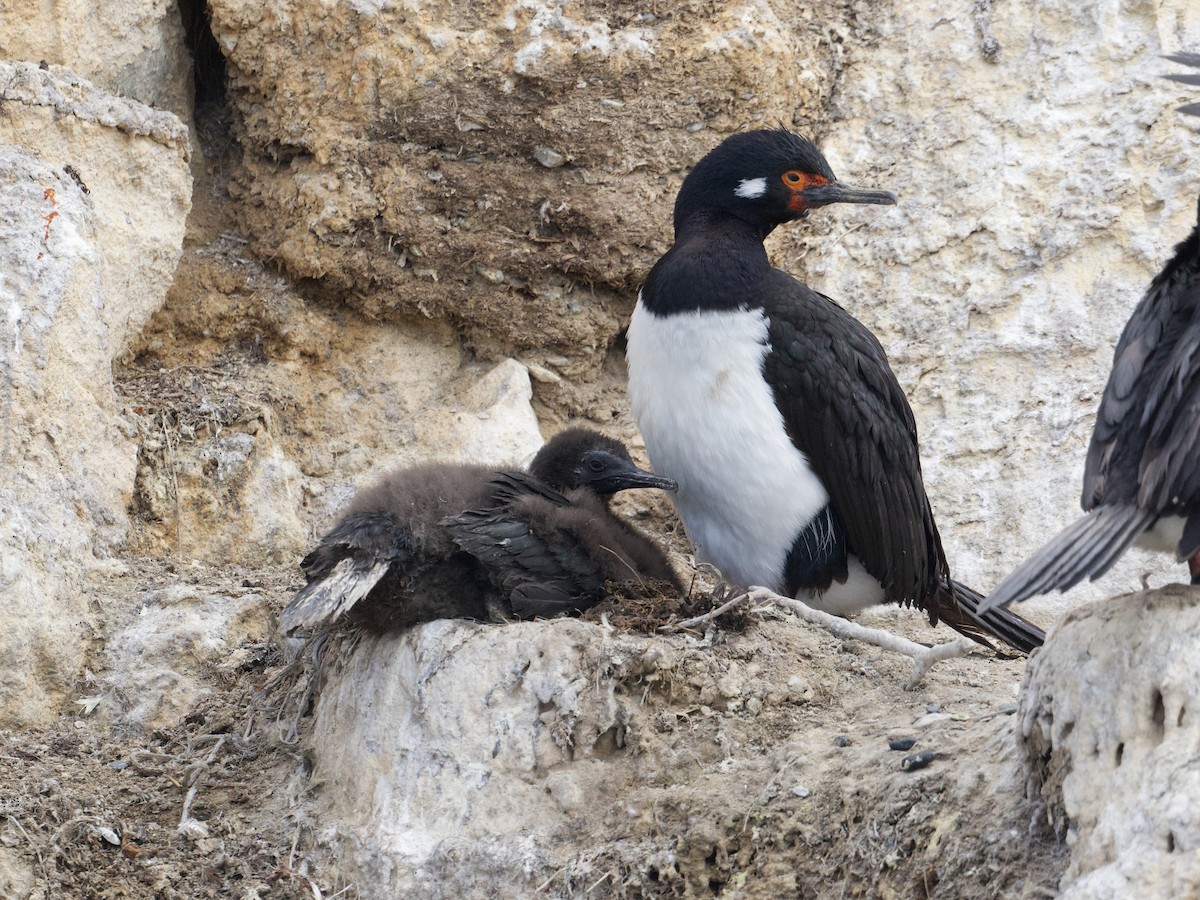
760,272,1044,652
980,57,1200,613
443,472,613,619
1084,222,1200,513
982,205,1200,613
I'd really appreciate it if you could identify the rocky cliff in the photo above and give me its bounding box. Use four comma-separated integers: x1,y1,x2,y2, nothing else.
1,0,1197,896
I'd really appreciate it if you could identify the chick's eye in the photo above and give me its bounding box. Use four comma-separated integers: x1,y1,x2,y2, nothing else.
782,171,803,187
587,458,605,472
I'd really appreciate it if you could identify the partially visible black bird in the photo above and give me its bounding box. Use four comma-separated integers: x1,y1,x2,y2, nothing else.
1166,52,1200,117
279,428,680,633
625,128,1045,653
982,59,1200,612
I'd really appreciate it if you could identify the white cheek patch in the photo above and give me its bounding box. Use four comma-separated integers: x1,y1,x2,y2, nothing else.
735,177,767,199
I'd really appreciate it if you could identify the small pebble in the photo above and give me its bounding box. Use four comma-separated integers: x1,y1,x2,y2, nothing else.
926,704,941,713
790,785,810,798
107,760,130,771
901,751,937,772
533,147,566,168
524,363,561,384
889,737,917,751
834,735,850,747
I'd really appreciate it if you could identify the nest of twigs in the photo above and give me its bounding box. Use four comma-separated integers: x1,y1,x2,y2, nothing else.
583,579,756,634
114,357,275,445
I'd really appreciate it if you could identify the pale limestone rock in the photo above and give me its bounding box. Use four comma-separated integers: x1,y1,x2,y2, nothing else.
307,618,634,896
0,64,190,726
799,0,1200,625
0,0,193,118
0,63,191,348
453,358,543,465
163,430,309,566
303,615,1048,897
317,355,544,479
1020,585,1200,897
128,352,541,568
313,355,545,481
239,443,307,563
100,581,273,729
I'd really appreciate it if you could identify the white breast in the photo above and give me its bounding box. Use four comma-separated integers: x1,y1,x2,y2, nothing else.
1136,514,1185,555
626,298,829,592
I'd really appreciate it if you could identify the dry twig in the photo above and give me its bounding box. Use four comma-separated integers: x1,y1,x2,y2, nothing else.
743,587,975,689
178,734,227,839
656,584,972,687
660,589,762,632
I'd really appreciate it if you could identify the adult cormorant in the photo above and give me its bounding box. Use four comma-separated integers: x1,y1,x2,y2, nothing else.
625,128,1043,652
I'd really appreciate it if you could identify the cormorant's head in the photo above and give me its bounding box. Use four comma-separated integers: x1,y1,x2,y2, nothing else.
530,428,677,497
673,128,896,236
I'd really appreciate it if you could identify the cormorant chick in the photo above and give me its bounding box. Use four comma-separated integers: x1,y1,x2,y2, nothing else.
279,428,680,633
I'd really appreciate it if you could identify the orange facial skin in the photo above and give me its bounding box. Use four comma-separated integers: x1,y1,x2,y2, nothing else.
783,171,830,212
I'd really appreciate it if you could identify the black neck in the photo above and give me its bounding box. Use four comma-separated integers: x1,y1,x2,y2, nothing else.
674,207,775,243
642,209,773,315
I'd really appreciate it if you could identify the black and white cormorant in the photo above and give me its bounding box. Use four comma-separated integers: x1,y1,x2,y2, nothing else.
625,128,1044,653
279,428,681,633
982,58,1200,612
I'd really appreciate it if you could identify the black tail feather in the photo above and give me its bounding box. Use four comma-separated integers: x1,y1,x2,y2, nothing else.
941,580,1045,654
1023,504,1144,597
980,505,1156,612
1167,52,1200,118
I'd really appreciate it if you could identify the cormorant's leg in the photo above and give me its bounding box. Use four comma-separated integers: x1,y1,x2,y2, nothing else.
1189,552,1200,584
